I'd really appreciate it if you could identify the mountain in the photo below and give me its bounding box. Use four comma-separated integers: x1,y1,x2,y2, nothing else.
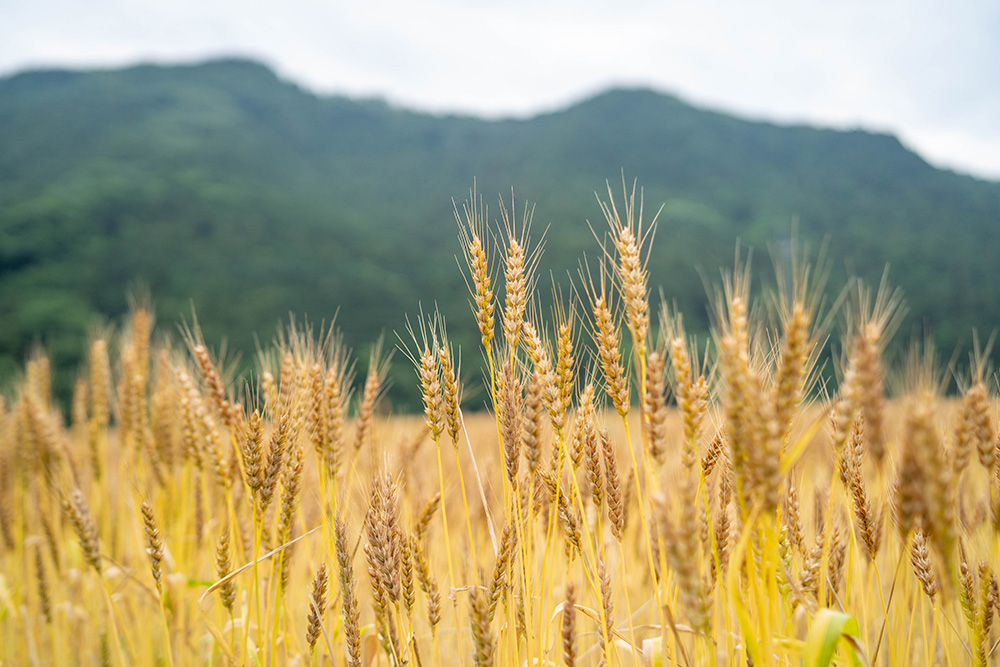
2,58,999,405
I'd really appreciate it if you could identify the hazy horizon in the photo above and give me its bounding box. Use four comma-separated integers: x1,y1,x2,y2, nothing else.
4,53,994,187
3,0,998,180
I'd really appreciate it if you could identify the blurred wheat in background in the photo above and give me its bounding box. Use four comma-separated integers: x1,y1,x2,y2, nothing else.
0,181,998,666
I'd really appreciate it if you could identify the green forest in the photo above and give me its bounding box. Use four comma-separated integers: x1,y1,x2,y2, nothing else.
2,58,999,407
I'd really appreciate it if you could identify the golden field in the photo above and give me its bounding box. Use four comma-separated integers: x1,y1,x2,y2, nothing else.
0,184,998,666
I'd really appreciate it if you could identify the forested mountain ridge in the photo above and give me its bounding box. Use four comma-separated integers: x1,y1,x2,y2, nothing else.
2,58,998,405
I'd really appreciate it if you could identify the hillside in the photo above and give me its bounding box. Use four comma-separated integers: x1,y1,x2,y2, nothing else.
2,58,999,405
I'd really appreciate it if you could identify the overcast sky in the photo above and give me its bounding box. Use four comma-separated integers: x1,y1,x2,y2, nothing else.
3,0,998,180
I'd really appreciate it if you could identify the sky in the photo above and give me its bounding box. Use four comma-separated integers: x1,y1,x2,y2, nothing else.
2,0,999,180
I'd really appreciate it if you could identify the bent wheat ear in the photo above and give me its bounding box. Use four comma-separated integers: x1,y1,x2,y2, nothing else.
580,388,603,510
643,349,668,466
354,338,391,456
410,535,441,631
322,340,354,482
601,429,624,542
306,563,328,651
702,433,725,478
191,344,237,428
712,251,758,508
87,337,112,485
413,492,441,542
497,360,523,485
258,413,291,514
215,530,236,613
457,185,495,349
35,546,52,625
241,409,264,495
470,582,496,667
955,334,995,473
335,516,362,667
364,470,402,607
400,533,415,613
910,528,938,601
307,363,326,466
487,523,516,622
523,320,564,433
562,582,577,667
523,370,545,478
64,488,100,572
844,274,905,464
553,298,577,433
599,179,655,359
661,307,708,466
896,343,956,568
501,224,527,353
140,501,164,592
597,557,614,643
411,322,445,440
438,341,462,447
580,254,630,416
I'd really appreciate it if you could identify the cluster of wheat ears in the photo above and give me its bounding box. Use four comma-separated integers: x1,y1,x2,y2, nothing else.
1,183,1000,667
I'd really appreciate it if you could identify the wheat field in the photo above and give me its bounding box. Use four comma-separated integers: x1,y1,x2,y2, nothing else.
0,183,998,666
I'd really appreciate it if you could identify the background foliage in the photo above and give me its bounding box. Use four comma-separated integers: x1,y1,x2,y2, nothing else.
2,58,999,405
